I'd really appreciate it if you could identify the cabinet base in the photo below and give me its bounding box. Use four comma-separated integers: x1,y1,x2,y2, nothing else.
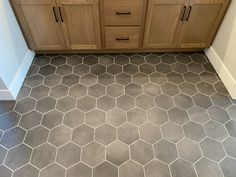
36,48,204,54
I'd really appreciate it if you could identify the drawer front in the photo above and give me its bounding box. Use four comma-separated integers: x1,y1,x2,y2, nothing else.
104,0,144,26
105,27,140,49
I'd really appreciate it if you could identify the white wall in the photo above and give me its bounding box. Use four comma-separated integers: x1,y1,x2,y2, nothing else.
0,0,35,100
205,0,236,99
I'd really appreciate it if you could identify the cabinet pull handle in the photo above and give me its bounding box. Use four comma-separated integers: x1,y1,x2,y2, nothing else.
59,7,64,22
53,7,58,22
116,37,130,41
180,6,186,21
186,6,192,21
116,11,131,15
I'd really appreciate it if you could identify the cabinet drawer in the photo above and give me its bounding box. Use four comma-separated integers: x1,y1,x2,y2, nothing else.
105,27,140,49
104,0,144,26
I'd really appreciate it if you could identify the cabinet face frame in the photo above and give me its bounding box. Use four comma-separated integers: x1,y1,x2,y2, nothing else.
56,0,102,49
177,0,231,48
11,0,66,50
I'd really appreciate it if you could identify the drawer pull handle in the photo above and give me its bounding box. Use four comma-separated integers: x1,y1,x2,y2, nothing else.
116,11,131,15
59,7,64,22
180,6,186,21
52,7,58,22
116,37,130,41
186,6,192,21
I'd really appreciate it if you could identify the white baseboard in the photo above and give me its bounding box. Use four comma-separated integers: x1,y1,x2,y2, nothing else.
0,50,35,100
205,47,236,99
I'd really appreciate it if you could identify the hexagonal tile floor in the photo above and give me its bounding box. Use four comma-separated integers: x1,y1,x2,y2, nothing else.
0,53,235,177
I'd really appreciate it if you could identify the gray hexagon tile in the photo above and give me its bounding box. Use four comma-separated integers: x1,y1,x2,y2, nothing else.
12,164,39,177
204,121,228,141
225,120,236,137
0,111,20,130
220,157,236,177
154,139,178,164
0,127,26,149
85,109,105,128
56,142,81,168
168,107,189,125
127,108,147,126
145,159,171,177
41,110,63,129
5,144,31,170
188,106,210,125
162,122,184,143
77,96,96,112
200,138,226,162
223,137,236,158
107,84,124,98
67,162,92,177
155,94,174,110
64,109,84,128
195,158,224,177
147,107,168,126
93,161,118,177
31,143,56,169
118,123,139,145
24,126,49,148
107,108,126,127
48,125,71,147
72,124,94,146
106,140,129,166
170,159,197,177
19,110,42,130
139,122,161,144
177,138,202,163
130,140,154,165
95,124,116,145
136,94,155,110
183,121,206,142
88,84,105,98
97,95,115,111
69,84,87,98
81,141,105,167
39,163,65,177
119,160,144,177
117,95,135,111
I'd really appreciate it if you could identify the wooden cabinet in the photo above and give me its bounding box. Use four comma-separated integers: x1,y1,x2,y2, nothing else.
11,0,230,51
101,0,147,49
177,0,228,48
143,0,230,49
143,0,186,48
58,0,101,49
12,0,65,50
11,0,101,50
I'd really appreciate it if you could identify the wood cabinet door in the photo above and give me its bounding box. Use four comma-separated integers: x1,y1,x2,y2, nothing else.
58,0,101,49
143,0,187,48
15,0,65,50
178,0,230,48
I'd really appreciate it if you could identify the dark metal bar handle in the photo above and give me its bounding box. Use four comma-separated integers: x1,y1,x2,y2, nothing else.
186,6,192,21
180,6,186,21
116,11,131,15
53,7,58,22
116,37,130,41
59,7,63,22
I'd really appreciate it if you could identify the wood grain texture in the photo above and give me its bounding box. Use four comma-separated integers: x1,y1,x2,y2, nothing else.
105,27,141,49
58,0,101,49
103,0,144,26
143,0,187,48
178,0,231,48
